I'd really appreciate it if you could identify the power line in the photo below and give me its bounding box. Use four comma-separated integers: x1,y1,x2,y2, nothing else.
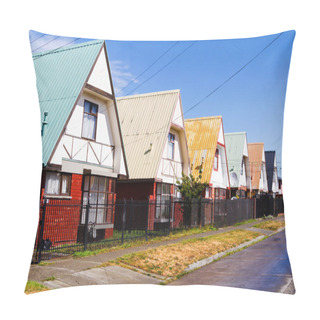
32,36,61,53
30,33,45,44
119,32,284,149
123,41,197,96
181,32,284,118
116,41,180,95
33,38,81,60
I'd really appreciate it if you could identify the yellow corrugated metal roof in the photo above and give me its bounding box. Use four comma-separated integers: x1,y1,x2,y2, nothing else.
185,116,222,183
248,143,264,190
116,90,179,179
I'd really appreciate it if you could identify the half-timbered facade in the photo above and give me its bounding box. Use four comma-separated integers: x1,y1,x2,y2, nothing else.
34,39,128,242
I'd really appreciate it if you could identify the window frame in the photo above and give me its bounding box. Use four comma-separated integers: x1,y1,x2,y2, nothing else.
214,148,219,171
44,171,72,196
81,174,115,225
167,133,175,160
81,100,98,141
155,182,172,221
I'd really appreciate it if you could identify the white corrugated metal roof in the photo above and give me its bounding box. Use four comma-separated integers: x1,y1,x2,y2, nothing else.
116,90,180,179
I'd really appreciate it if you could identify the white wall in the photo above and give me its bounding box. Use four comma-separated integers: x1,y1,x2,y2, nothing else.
87,46,112,95
171,98,184,128
210,144,229,188
157,127,184,184
50,90,127,177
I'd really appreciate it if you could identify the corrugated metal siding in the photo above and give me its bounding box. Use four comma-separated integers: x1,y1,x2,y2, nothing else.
116,90,179,179
248,143,264,190
225,132,246,178
185,116,222,183
33,40,104,165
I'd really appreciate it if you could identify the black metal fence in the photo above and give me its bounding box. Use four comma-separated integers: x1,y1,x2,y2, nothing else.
255,195,284,218
32,196,284,263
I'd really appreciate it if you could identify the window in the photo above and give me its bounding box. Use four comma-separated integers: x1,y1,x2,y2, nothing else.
214,148,219,171
214,188,226,199
241,158,244,175
44,172,71,196
82,100,98,140
167,133,175,160
155,183,172,220
81,175,115,225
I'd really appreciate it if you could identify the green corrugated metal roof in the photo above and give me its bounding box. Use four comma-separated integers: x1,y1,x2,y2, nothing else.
224,132,246,178
32,39,104,166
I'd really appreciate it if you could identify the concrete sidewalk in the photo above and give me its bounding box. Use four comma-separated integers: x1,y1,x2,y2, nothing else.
27,218,282,289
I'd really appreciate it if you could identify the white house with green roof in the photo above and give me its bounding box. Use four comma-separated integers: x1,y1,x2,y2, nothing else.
224,132,251,198
33,39,128,240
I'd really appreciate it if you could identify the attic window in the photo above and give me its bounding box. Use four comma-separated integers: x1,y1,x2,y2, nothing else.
214,148,219,171
167,133,175,160
82,100,98,140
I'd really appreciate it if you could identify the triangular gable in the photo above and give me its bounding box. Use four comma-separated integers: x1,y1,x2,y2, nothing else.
217,123,225,145
185,116,222,183
171,97,184,128
116,90,179,180
33,39,105,166
87,45,112,95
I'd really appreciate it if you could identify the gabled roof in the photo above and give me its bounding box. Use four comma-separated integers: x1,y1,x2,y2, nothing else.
116,90,180,180
225,132,247,178
33,39,105,166
265,151,276,192
248,143,264,190
185,116,222,183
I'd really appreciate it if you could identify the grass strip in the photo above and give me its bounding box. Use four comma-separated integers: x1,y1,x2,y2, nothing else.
253,220,285,231
25,281,49,294
116,229,262,278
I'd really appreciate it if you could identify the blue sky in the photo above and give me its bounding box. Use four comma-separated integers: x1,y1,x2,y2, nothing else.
29,30,295,176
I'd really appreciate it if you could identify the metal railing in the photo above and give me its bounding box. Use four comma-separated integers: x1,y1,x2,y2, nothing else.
32,196,284,263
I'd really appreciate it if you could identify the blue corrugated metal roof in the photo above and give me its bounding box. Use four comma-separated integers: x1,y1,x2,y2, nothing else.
32,39,104,166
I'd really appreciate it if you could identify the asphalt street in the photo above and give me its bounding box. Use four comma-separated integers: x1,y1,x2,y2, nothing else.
170,230,295,294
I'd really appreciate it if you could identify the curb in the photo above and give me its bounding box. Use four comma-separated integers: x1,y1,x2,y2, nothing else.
184,227,285,273
184,235,265,273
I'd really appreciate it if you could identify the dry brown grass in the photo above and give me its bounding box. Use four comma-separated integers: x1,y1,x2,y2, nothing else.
253,220,285,231
117,229,262,278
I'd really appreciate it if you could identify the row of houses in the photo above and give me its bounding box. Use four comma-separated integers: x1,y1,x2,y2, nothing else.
34,39,282,242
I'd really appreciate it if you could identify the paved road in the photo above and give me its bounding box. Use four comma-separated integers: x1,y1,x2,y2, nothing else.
170,230,295,294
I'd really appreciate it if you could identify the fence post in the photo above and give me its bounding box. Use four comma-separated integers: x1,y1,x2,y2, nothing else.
198,198,202,228
211,199,213,225
168,194,171,235
83,201,90,251
128,198,133,234
121,199,126,245
145,198,149,241
37,197,47,263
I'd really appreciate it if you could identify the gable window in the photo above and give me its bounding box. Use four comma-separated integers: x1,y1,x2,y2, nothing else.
214,148,219,171
82,100,98,140
44,172,71,196
241,158,244,175
167,133,175,160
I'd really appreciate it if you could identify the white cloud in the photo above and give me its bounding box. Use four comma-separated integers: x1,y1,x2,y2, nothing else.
109,60,139,96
